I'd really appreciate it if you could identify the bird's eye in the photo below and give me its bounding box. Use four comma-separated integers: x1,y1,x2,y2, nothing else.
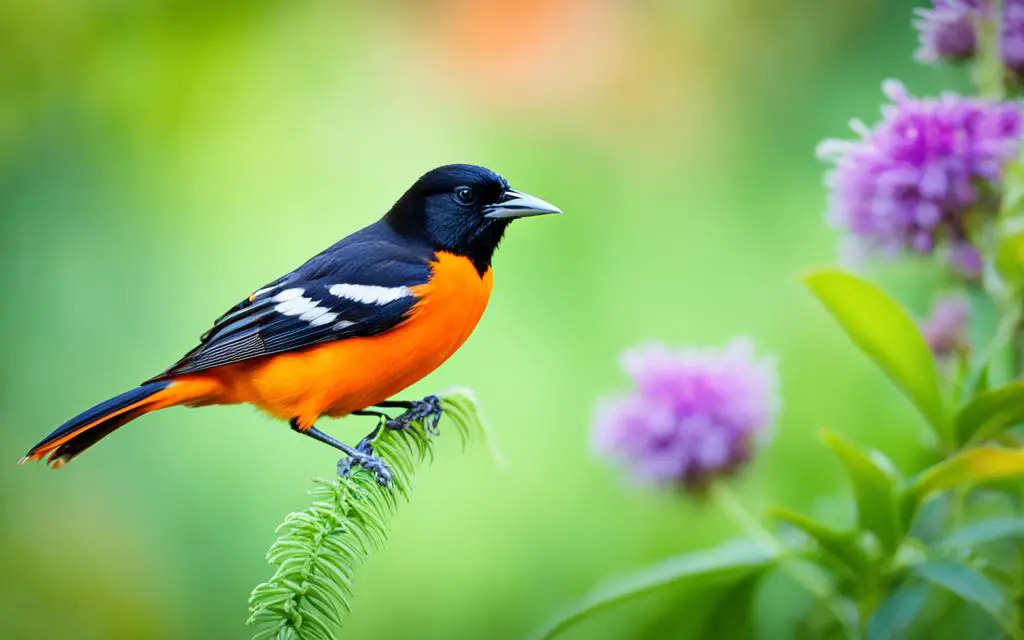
453,186,476,206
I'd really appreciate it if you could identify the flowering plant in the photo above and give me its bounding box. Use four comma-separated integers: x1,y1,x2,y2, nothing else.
592,338,778,489
539,2,1024,638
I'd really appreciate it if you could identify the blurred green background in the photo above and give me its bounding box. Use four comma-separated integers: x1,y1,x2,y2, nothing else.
0,0,968,638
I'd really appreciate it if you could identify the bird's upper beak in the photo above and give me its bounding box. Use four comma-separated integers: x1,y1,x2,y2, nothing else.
483,189,562,219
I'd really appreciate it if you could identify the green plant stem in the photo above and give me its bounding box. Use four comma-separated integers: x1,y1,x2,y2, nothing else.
247,390,488,639
974,0,1006,99
709,483,855,638
1011,312,1024,381
1010,313,1024,637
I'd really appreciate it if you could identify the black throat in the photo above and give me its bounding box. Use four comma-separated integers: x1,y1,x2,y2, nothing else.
384,199,510,277
459,220,510,275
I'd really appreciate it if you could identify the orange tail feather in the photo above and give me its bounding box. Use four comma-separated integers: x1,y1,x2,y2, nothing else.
23,377,219,468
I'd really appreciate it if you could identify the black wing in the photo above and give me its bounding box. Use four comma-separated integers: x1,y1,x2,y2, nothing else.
152,227,434,379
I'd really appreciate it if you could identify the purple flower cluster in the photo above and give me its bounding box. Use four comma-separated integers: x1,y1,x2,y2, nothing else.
592,338,779,488
921,294,971,358
817,80,1024,277
914,0,1024,75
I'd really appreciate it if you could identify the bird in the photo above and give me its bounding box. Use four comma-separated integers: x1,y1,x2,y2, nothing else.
21,164,561,485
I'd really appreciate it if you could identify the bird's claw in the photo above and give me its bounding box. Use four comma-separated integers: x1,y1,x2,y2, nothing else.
337,396,441,486
337,445,392,487
385,395,443,435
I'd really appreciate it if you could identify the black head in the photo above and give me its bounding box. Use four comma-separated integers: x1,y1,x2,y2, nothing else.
384,164,561,273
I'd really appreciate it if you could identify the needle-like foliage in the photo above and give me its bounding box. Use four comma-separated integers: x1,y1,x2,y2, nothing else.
247,389,487,640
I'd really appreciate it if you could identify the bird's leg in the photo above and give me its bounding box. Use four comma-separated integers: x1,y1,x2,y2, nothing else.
289,418,392,487
350,410,390,452
373,395,444,435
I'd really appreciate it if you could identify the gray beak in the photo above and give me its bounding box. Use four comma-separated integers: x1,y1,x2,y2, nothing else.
483,189,562,219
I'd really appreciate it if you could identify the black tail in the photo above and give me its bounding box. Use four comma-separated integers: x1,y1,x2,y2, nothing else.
22,380,172,468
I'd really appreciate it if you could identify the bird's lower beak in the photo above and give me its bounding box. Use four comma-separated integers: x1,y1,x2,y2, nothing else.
483,189,562,219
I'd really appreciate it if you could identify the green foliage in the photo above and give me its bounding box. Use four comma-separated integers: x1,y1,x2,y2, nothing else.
819,429,905,556
769,506,870,580
700,574,764,640
867,586,929,640
911,561,1013,634
955,382,1024,446
247,390,487,640
535,538,779,640
803,268,949,442
905,447,1024,523
941,517,1024,549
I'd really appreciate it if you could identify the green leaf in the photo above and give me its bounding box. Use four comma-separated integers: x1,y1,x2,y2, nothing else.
867,586,929,640
960,302,1019,403
699,573,764,640
769,506,870,577
804,268,947,438
955,382,1024,446
912,561,1009,630
534,538,778,640
906,447,1024,523
941,517,1024,549
819,429,904,555
961,361,991,402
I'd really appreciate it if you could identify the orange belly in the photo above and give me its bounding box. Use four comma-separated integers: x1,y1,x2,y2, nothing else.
199,252,492,427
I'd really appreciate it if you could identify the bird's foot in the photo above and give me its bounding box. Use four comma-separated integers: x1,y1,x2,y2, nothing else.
337,434,392,487
385,395,443,435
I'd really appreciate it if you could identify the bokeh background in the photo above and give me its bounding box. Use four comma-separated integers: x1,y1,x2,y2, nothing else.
0,1,968,638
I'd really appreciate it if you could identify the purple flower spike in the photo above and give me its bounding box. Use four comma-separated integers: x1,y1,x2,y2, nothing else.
914,0,986,64
914,0,1024,77
592,338,780,489
1004,1,1024,73
817,80,1024,274
921,294,971,359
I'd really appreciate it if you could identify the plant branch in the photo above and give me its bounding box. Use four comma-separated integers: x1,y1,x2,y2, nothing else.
247,389,488,640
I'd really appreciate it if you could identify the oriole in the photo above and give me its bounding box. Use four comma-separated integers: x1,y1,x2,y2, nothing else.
21,164,561,484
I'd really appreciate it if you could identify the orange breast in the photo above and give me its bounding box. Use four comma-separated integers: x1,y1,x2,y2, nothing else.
215,251,493,426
